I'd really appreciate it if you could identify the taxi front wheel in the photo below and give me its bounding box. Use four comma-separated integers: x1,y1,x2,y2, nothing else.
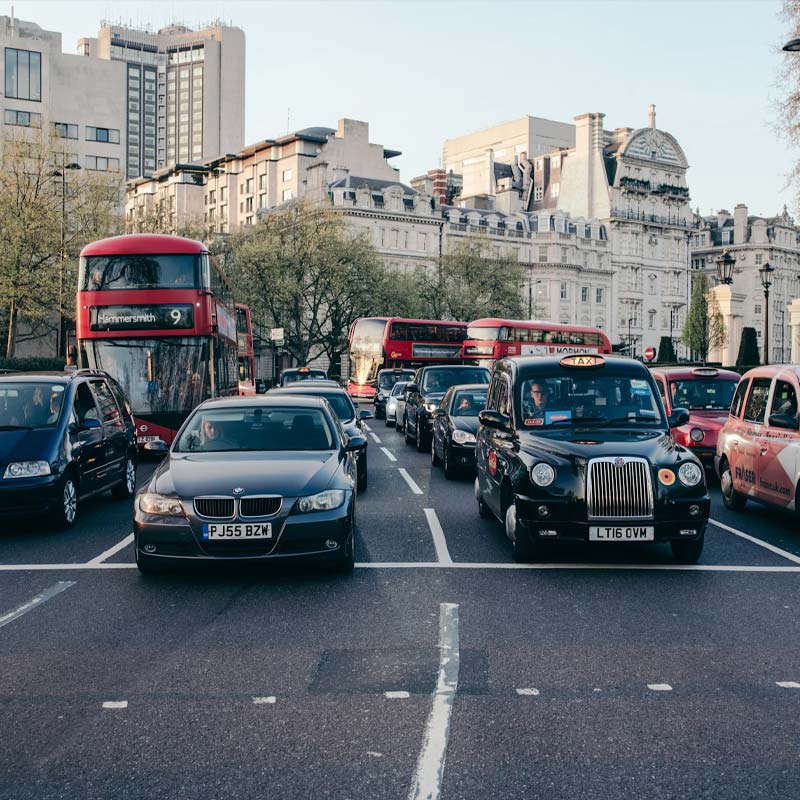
720,461,747,510
671,533,705,564
505,503,537,562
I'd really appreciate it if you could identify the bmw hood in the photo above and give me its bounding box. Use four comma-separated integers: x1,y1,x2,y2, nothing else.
154,451,341,498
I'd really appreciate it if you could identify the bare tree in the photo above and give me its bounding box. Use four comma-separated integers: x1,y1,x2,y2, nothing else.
777,1,800,204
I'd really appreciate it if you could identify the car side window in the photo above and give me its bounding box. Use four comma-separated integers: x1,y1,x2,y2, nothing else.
107,377,132,419
487,375,500,410
769,380,798,418
91,380,124,432
496,378,510,417
74,382,100,424
655,378,667,407
730,379,748,418
743,378,771,424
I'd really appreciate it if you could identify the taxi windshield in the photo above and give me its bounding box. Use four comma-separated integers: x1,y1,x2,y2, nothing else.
282,370,327,384
518,372,664,429
378,371,414,389
668,379,738,410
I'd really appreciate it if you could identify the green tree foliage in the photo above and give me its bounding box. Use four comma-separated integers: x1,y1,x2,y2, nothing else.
0,131,123,357
657,335,677,363
681,273,726,364
736,327,761,369
227,202,384,368
419,236,524,321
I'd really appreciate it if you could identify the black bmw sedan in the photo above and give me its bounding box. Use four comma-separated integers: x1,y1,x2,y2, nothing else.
431,384,488,479
133,395,359,574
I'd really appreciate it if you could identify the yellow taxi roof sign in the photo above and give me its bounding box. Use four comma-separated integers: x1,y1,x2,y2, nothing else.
560,354,605,368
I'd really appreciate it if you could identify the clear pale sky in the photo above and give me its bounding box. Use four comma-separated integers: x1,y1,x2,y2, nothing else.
12,0,796,217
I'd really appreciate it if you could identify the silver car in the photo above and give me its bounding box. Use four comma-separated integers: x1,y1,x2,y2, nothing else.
385,381,409,428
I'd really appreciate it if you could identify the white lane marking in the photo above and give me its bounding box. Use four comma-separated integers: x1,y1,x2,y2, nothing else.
102,701,128,709
0,563,137,571
0,581,75,629
87,533,135,565
407,602,459,800
423,508,453,566
380,447,397,463
398,468,423,495
516,688,540,696
385,691,410,699
709,518,800,565
253,696,276,704
370,432,382,444
367,751,383,757
647,684,673,692
776,681,800,689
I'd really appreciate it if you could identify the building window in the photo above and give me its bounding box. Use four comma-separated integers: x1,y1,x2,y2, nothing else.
282,188,293,202
648,310,656,329
561,248,568,263
246,197,253,212
581,287,589,303
551,156,560,169
534,185,544,201
85,155,120,172
208,190,215,204
560,282,568,300
755,304,762,315
52,122,78,139
5,48,41,101
282,169,292,182
4,109,41,128
596,288,604,304
87,126,121,144
258,174,266,190
258,193,266,208
538,246,548,263
246,178,254,194
550,182,560,198
534,160,542,171
220,187,226,201
755,253,763,265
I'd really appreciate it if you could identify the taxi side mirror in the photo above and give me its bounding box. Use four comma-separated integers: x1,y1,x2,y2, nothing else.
768,412,799,430
479,409,512,431
668,407,690,428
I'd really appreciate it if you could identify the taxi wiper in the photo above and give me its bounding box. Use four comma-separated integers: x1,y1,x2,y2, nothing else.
544,416,609,427
603,414,659,424
0,424,33,431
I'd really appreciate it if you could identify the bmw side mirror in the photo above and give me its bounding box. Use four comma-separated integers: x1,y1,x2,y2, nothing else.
668,407,690,428
479,409,512,431
768,412,800,430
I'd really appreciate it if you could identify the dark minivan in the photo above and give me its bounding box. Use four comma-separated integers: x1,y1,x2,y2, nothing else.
0,370,137,528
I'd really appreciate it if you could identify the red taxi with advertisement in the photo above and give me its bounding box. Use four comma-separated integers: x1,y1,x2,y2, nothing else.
650,366,740,470
76,234,240,447
463,318,612,369
716,365,800,514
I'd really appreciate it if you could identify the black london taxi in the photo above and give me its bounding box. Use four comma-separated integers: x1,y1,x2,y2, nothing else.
277,367,329,387
474,355,710,563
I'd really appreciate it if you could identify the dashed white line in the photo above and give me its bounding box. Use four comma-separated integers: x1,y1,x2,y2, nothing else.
0,581,75,629
102,701,128,709
423,508,453,565
516,688,540,696
87,533,134,565
398,468,424,495
647,683,673,692
253,696,277,704
385,691,410,699
407,602,459,800
370,432,382,444
709,518,800,565
776,681,800,689
380,447,397,462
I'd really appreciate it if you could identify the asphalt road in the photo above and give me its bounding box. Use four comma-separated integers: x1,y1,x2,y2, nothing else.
2,411,800,799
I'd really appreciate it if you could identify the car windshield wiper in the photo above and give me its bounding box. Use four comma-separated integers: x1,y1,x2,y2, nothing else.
0,425,33,431
603,414,660,425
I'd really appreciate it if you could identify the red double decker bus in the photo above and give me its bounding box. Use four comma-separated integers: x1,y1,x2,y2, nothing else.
463,318,612,368
347,316,467,398
235,303,256,395
76,234,239,446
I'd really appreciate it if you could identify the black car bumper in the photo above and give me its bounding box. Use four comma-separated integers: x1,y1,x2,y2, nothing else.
0,474,61,517
134,494,355,563
448,443,476,469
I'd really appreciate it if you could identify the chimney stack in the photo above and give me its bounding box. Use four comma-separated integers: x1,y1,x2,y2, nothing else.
648,104,656,129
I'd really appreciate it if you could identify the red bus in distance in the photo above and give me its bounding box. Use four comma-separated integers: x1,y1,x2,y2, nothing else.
76,234,240,446
463,318,612,368
347,317,467,398
235,303,256,395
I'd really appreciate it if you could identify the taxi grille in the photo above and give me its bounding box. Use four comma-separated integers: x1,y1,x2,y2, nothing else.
240,496,282,518
586,457,654,520
194,497,235,519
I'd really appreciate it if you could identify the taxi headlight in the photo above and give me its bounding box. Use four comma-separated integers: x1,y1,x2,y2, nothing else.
138,492,184,516
530,462,556,487
297,489,346,513
689,427,705,443
423,402,439,413
452,429,476,445
678,462,703,487
3,460,51,479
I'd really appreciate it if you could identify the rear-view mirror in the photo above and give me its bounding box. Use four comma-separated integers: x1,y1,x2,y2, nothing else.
768,412,800,430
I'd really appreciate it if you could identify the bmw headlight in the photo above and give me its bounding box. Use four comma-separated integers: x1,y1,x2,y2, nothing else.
138,493,184,516
3,460,51,479
297,489,346,513
452,429,476,445
530,462,556,487
678,462,703,487
689,427,705,443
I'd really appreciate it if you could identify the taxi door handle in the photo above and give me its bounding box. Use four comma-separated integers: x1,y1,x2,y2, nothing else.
760,447,768,456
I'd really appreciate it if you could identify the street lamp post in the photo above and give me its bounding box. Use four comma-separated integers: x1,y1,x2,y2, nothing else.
715,249,736,285
50,161,81,359
759,262,775,366
669,303,685,360
779,307,786,363
528,276,541,319
628,317,634,359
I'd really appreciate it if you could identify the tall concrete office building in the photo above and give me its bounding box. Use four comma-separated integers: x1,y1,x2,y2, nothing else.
78,21,245,179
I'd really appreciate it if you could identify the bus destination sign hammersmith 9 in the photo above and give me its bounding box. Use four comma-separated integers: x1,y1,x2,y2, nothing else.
89,304,194,331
